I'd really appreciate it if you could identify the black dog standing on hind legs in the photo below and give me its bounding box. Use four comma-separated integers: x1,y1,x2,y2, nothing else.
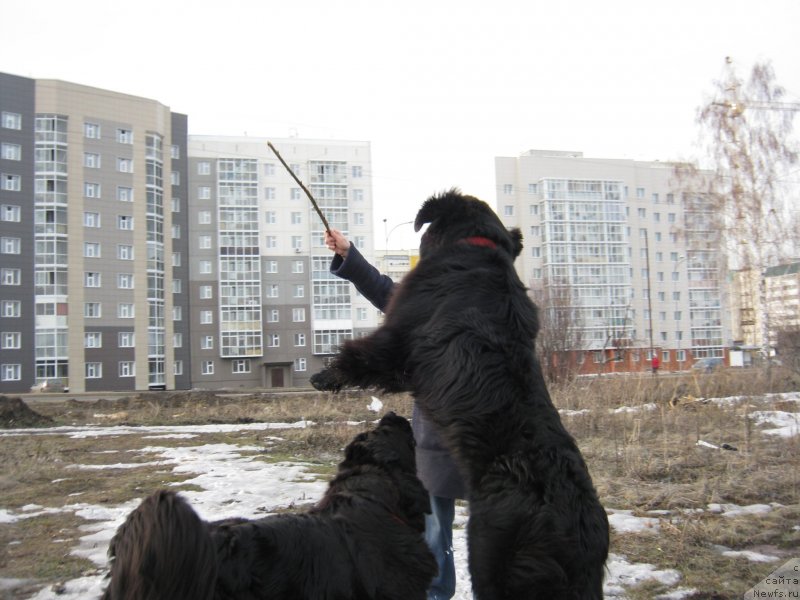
312,189,610,599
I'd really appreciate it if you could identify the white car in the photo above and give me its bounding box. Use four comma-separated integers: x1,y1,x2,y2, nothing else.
30,378,68,393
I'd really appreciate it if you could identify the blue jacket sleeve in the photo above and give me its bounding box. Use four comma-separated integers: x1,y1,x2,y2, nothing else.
330,244,395,311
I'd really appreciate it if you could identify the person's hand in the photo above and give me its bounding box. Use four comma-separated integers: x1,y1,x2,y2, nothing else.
325,229,351,257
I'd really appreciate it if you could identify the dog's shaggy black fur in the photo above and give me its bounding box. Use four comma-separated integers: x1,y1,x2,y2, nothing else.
312,190,609,599
102,412,436,600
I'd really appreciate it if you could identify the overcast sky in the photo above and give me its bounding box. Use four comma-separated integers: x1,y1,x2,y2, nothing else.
4,0,799,249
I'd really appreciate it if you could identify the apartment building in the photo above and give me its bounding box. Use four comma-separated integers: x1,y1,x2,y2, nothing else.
495,149,729,371
187,136,376,389
731,261,800,354
0,73,189,394
0,72,379,393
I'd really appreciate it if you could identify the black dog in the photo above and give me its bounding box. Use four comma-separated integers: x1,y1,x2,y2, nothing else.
102,412,436,600
312,190,609,599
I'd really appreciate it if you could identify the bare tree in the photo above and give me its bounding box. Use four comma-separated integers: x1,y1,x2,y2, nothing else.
532,278,584,383
674,58,799,358
775,327,800,378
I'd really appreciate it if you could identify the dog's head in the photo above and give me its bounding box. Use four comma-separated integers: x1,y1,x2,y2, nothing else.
414,188,523,259
341,411,416,474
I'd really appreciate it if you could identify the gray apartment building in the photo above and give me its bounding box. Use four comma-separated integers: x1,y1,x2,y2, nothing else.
1,74,377,394
187,136,376,389
0,74,190,393
495,149,729,370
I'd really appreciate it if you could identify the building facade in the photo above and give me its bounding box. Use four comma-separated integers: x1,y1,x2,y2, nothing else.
731,262,800,354
0,74,189,394
187,136,376,389
495,149,729,371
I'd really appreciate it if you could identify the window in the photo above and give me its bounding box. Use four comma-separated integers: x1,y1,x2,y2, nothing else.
291,236,303,250
84,152,101,168
265,260,278,273
638,208,646,218
267,309,279,323
174,360,184,375
266,333,280,347
293,284,304,298
198,186,211,199
84,182,101,198
84,212,101,228
357,307,367,320
1,237,20,254
290,188,301,200
86,362,103,378
84,272,101,287
201,335,214,349
173,306,182,321
264,187,276,199
353,189,364,201
2,268,20,285
2,174,21,191
265,236,277,249
198,210,212,224
264,163,276,176
119,361,136,377
353,213,365,225
265,211,277,224
503,184,513,195
117,303,135,318
292,260,304,274
172,252,181,267
2,204,21,222
201,360,214,375
503,205,514,217
200,285,213,299
199,235,212,249
232,359,251,374
83,242,100,258
84,302,102,318
197,161,211,175
294,333,306,347
118,215,134,230
636,187,645,199
1,332,21,349
173,333,183,348
85,332,102,348
117,186,133,202
2,143,21,160
2,112,22,130
118,273,134,289
291,211,302,225
171,171,180,186
118,332,134,347
84,122,101,139
294,357,307,372
1,364,21,381
2,300,21,317
352,165,363,177
117,129,133,144
171,224,181,238
117,245,134,260
170,145,180,159
292,308,306,322
199,260,212,274
200,310,213,324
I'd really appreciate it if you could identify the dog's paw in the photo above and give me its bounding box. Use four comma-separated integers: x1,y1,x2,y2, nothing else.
310,369,343,392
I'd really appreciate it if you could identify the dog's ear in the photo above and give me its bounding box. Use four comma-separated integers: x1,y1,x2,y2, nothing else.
509,227,523,258
414,188,462,232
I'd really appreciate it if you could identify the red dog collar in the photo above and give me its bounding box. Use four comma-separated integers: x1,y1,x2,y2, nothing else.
461,236,497,249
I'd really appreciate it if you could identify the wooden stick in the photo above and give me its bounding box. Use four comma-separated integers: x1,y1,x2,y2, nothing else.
267,142,331,233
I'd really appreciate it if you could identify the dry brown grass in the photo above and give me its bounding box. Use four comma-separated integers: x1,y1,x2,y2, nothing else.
0,372,798,599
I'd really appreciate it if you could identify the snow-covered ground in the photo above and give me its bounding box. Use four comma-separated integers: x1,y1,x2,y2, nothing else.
1,391,798,599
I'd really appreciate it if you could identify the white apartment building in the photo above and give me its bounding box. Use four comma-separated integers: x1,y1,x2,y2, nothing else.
187,136,376,388
495,149,729,370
